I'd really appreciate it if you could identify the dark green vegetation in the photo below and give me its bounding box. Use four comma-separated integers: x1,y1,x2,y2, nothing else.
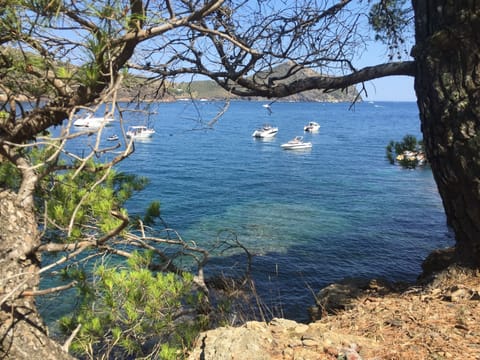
386,135,426,168
369,0,412,60
59,252,205,359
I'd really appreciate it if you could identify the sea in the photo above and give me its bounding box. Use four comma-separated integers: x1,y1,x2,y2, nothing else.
40,100,454,325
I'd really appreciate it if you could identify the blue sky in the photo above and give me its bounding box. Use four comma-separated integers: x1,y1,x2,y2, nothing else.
361,76,416,102
354,39,417,102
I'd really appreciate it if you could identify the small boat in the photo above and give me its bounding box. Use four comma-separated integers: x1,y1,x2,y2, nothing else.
304,121,320,132
396,150,427,165
74,115,114,128
126,126,155,139
281,136,312,150
252,124,279,138
107,134,119,141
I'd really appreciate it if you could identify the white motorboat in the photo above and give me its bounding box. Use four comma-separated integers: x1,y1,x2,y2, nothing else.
252,124,279,138
74,115,114,128
396,150,427,165
303,121,320,132
107,134,119,141
126,126,155,139
281,136,312,150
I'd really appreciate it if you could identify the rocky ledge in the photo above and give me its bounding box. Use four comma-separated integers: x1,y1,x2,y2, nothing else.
188,264,480,359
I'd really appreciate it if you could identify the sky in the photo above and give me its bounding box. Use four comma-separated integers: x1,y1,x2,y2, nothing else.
330,0,418,102
361,76,416,102
353,38,417,102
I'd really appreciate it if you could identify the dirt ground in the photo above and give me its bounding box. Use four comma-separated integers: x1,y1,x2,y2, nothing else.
314,265,480,359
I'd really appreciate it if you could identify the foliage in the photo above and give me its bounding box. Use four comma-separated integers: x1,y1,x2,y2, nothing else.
143,200,161,226
60,251,207,359
0,46,56,98
369,0,413,60
394,134,418,154
0,137,150,241
386,134,426,169
0,155,20,190
36,154,147,240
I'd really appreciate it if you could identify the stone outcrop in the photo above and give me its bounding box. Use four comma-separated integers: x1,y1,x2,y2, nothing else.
308,278,399,321
187,266,480,360
187,318,370,360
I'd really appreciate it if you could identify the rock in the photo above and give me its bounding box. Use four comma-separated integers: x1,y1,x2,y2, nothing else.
313,280,365,316
186,266,480,359
187,318,378,359
294,324,309,333
187,322,273,360
336,343,363,360
301,336,320,347
311,278,394,319
420,247,456,278
269,318,298,330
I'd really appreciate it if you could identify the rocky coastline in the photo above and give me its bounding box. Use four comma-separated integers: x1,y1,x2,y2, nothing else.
187,250,480,359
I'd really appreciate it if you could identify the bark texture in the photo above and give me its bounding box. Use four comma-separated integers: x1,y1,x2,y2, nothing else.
0,190,72,359
413,0,480,265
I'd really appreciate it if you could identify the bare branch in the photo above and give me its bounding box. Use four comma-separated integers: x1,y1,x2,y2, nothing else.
230,61,416,98
19,281,77,297
62,324,82,353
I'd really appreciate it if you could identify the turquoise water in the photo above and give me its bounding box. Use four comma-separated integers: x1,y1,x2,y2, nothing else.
42,100,454,323
118,100,452,321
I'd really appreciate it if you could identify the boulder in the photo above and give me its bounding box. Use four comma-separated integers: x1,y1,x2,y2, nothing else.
187,318,377,359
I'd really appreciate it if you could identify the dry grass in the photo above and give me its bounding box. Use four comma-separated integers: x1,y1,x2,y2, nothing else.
316,266,480,359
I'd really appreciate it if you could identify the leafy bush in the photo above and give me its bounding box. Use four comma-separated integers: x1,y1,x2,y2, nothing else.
42,159,148,240
60,251,208,359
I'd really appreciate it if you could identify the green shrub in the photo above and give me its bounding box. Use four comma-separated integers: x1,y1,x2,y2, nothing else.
60,251,207,359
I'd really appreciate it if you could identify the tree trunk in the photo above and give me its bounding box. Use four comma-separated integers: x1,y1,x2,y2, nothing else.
412,0,480,265
0,190,73,359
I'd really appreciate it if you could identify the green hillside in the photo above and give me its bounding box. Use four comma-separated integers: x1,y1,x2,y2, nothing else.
171,80,231,100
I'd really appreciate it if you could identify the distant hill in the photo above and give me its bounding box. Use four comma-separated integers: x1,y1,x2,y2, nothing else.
168,62,361,103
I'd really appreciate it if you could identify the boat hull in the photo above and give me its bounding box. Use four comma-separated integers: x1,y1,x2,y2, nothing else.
126,126,155,139
303,122,320,132
281,136,312,150
281,143,312,150
252,130,278,138
126,133,154,139
74,116,114,128
252,126,278,138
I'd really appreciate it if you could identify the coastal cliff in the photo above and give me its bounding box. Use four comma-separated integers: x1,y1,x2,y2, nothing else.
187,265,480,359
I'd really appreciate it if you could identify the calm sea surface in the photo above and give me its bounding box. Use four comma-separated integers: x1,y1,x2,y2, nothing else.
41,100,454,323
